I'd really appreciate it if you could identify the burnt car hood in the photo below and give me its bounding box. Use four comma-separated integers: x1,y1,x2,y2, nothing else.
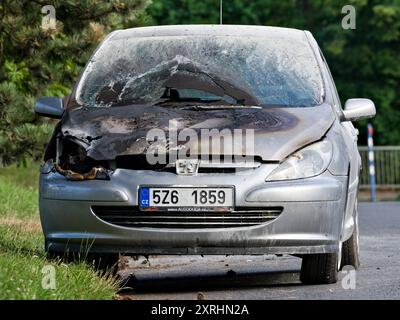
60,103,335,162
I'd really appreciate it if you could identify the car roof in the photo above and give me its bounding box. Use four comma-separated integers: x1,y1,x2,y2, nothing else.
109,25,308,42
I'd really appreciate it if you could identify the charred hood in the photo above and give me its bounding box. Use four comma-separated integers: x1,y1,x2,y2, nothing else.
60,104,335,162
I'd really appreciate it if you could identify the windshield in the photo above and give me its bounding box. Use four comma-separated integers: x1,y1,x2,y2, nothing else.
76,35,324,108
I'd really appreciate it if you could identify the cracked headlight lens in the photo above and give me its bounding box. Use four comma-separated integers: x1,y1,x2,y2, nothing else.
266,140,332,181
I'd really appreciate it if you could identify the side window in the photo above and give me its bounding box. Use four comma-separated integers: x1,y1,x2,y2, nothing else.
319,50,358,137
319,49,342,111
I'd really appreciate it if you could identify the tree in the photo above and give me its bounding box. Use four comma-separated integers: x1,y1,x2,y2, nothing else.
1,0,399,167
147,0,400,145
0,0,150,166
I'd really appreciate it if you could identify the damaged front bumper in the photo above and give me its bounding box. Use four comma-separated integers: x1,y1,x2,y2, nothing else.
39,163,347,255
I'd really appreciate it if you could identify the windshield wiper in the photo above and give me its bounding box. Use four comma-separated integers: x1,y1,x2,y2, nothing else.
155,98,227,105
154,95,247,107
181,105,262,111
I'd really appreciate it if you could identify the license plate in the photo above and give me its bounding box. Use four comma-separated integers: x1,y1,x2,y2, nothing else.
139,187,234,211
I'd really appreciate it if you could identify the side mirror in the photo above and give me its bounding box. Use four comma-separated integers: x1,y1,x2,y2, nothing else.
34,97,64,119
342,98,376,122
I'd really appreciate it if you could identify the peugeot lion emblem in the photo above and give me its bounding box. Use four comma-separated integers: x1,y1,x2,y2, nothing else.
176,159,200,175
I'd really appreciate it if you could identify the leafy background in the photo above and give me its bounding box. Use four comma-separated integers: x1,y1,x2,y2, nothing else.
0,0,399,300
1,0,399,166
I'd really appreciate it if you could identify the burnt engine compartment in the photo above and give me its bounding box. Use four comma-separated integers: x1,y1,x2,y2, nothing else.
47,133,111,181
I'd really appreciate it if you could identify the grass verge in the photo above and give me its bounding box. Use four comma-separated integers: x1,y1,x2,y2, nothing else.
0,161,118,299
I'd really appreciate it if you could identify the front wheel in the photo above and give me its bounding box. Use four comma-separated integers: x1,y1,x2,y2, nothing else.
300,252,339,285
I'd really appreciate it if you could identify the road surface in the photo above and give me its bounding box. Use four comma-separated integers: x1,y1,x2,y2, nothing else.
117,202,400,300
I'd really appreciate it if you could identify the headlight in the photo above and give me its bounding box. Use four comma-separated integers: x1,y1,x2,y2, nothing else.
266,140,332,181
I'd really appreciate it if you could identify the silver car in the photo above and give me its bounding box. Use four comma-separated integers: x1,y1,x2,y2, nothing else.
35,25,376,284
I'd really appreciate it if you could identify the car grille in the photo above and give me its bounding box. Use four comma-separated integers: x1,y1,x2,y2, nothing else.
91,206,283,229
114,155,264,174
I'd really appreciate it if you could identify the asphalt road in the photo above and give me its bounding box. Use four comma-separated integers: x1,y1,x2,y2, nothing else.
117,202,400,300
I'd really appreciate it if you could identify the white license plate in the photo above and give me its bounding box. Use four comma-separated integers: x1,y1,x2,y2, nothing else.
139,187,234,211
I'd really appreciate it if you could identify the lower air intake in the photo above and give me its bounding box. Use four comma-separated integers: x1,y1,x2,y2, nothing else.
91,206,283,229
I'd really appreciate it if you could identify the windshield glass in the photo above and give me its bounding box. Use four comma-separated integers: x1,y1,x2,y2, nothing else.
76,35,324,108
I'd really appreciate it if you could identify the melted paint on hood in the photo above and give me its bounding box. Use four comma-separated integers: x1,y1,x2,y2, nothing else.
61,103,335,161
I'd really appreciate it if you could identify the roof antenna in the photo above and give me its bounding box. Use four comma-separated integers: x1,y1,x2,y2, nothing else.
220,0,223,24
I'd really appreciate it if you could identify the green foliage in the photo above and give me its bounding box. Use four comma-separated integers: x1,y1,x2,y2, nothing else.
0,251,117,299
0,161,118,299
1,0,399,165
147,0,400,145
0,0,150,166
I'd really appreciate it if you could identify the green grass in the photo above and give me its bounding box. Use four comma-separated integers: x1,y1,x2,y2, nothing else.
0,161,118,299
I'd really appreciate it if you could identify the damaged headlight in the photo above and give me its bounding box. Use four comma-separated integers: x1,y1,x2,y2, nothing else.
56,139,111,181
266,140,332,181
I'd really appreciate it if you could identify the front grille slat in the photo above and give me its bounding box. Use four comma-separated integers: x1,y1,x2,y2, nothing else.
95,215,279,221
92,206,283,229
111,221,259,226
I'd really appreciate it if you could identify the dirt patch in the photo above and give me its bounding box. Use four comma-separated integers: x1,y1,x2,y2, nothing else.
0,217,41,232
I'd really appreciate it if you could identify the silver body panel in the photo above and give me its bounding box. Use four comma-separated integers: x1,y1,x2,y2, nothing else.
40,164,350,255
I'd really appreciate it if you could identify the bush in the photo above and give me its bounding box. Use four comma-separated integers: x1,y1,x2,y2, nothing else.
0,0,150,166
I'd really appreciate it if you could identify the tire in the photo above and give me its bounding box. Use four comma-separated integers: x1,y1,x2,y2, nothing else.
341,213,360,269
300,253,339,285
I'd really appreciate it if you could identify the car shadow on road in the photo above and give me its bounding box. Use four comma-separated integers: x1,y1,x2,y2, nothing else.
117,269,302,294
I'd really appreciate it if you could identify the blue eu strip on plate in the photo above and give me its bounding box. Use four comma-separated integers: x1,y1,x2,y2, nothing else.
139,187,150,207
